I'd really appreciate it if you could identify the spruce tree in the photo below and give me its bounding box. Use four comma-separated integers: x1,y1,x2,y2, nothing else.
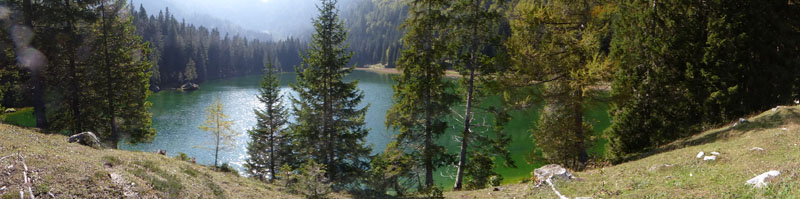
288,0,370,188
246,61,288,182
385,0,457,189
91,0,156,146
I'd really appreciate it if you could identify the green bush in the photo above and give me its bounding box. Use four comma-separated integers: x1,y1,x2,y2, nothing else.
175,152,191,162
219,163,239,176
292,160,331,199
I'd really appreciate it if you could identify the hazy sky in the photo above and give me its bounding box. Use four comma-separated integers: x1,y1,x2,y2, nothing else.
133,0,354,39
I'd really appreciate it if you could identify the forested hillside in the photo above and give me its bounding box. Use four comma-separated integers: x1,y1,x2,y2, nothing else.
130,6,305,89
343,0,406,68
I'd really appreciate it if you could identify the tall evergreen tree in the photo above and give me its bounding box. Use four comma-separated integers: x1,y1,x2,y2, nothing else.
504,0,612,170
385,0,456,189
246,60,288,182
288,0,371,188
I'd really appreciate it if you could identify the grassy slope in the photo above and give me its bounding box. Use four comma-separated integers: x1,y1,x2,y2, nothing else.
446,105,800,198
0,124,307,199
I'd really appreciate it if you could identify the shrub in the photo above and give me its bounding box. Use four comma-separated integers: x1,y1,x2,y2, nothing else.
175,152,192,162
219,163,239,176
292,160,331,199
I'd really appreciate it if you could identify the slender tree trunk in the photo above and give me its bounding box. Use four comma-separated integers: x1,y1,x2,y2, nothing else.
101,1,120,149
454,64,475,190
422,0,434,189
454,0,480,190
63,0,82,135
269,127,275,182
574,88,588,170
423,65,434,188
215,113,220,169
22,0,48,130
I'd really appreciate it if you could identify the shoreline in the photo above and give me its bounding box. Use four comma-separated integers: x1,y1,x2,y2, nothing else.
354,67,461,78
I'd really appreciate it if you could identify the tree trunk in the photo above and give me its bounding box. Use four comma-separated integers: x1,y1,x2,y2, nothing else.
269,127,275,182
454,0,479,190
101,1,120,149
24,0,47,130
423,62,434,188
454,56,476,191
215,113,220,169
574,88,588,170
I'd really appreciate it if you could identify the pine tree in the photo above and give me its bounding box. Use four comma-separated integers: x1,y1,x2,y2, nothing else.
91,0,156,146
505,0,612,170
385,0,457,189
198,99,239,169
246,61,288,182
288,0,370,188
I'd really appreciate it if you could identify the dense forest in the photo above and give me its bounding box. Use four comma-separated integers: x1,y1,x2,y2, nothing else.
130,6,305,89
0,0,799,198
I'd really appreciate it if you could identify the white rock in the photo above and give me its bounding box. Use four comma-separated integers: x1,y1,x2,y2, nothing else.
703,156,717,161
782,128,787,131
772,107,778,112
750,147,765,152
746,170,780,188
711,152,720,156
689,173,693,177
696,152,705,158
739,118,748,123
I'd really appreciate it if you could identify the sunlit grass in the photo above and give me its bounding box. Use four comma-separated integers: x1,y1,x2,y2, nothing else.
446,105,800,198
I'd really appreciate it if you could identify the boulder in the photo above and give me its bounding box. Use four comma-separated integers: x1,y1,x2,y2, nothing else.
749,147,765,152
696,152,705,159
67,132,102,149
180,82,199,91
746,170,780,188
710,151,720,156
533,164,575,187
703,156,717,161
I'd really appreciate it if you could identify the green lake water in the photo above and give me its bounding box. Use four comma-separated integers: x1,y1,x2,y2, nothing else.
120,70,611,188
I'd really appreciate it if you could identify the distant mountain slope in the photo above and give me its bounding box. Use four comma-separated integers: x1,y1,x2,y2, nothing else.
131,0,274,41
447,105,800,198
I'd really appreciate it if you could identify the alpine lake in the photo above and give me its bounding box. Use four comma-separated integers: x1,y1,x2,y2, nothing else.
120,70,611,189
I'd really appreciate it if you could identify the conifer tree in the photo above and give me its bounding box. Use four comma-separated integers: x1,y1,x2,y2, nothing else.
288,0,370,188
246,61,288,182
385,0,457,189
505,0,612,170
91,0,156,146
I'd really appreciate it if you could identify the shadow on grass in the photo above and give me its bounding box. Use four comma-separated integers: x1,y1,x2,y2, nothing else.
623,106,800,163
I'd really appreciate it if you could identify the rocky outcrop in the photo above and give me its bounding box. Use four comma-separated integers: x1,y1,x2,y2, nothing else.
180,82,199,91
746,170,780,188
67,132,102,149
533,164,575,187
